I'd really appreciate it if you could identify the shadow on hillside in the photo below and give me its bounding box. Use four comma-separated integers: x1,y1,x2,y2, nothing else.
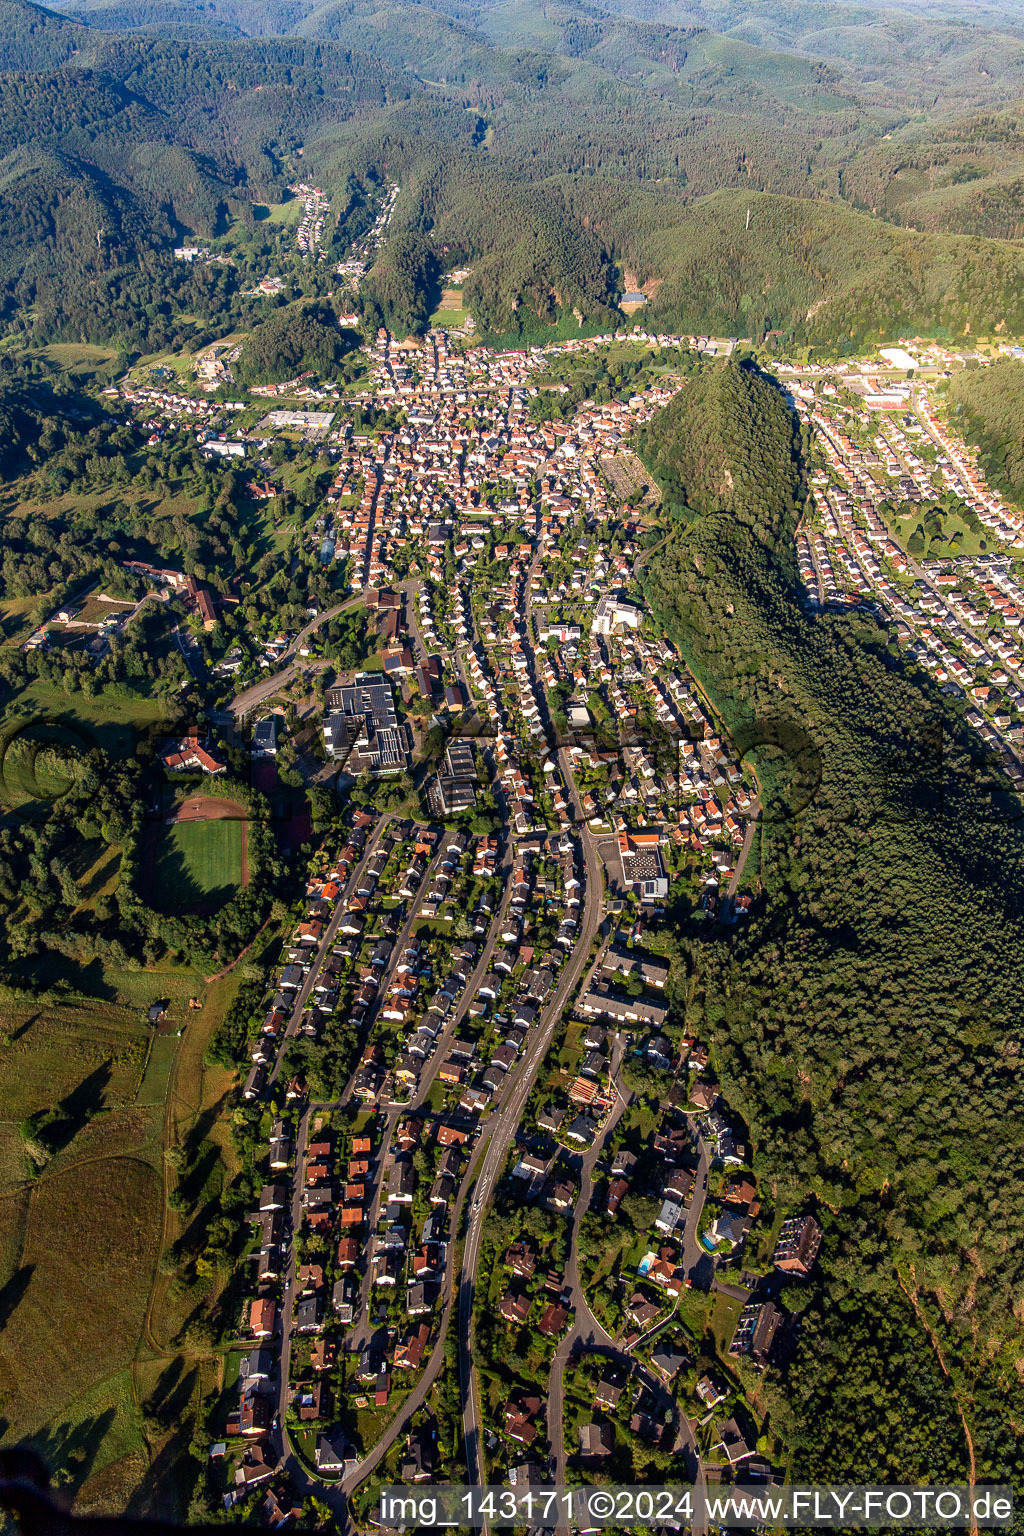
181,1095,229,1166
175,1144,223,1217
7,1012,39,1043
0,1265,34,1336
26,1061,112,1157
25,1407,116,1497
142,1357,199,1429
8,953,117,1002
124,1418,199,1524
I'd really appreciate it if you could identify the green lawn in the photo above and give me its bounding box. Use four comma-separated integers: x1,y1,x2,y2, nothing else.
429,306,470,329
135,1033,179,1108
39,343,121,380
256,198,303,225
709,1292,744,1358
152,819,243,912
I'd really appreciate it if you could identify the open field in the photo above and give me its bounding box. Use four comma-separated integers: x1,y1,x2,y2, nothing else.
0,479,199,539
135,1034,179,1108
150,809,246,913
0,682,171,757
0,942,241,1507
73,594,134,626
430,305,470,329
0,996,149,1127
256,198,302,225
0,1177,29,1277
0,1125,28,1200
74,844,122,913
33,1367,148,1513
0,1147,162,1444
1,952,204,1024
38,343,121,379
0,595,45,647
0,955,208,1187
709,1291,745,1359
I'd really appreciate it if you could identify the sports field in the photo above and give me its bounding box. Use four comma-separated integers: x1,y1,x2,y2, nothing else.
151,817,244,912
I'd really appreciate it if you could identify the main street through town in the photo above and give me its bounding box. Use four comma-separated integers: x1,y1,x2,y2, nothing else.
225,461,768,1526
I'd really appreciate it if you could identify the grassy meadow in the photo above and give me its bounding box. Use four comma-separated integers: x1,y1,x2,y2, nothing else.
0,936,248,1513
151,818,244,912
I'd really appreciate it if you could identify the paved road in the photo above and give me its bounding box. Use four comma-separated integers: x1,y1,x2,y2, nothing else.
338,1156,474,1502
546,1040,707,1536
679,1129,711,1285
456,556,614,1506
802,523,828,610
276,1103,312,1440
227,597,360,720
725,810,759,902
337,829,449,1103
458,834,605,1501
262,816,394,1469
173,619,204,682
335,829,461,1352
268,817,393,1090
548,1038,628,1501
271,808,521,1523
330,839,523,1510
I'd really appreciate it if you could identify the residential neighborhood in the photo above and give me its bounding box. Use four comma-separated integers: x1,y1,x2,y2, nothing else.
21,288,1017,1531
170,321,1024,1526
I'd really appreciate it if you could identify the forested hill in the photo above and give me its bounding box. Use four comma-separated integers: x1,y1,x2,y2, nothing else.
11,0,1024,346
641,362,1024,1488
0,0,91,70
946,359,1024,508
636,359,803,535
596,188,1024,349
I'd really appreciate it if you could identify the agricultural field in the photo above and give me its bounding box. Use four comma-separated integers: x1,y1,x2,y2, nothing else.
71,594,135,627
255,198,303,225
150,816,245,912
73,844,122,914
429,305,470,329
0,995,148,1131
429,286,470,330
37,343,121,381
0,595,45,648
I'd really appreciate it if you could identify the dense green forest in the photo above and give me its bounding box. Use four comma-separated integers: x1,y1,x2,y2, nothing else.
8,0,1024,346
947,359,1024,507
234,299,357,383
358,230,442,338
640,360,1024,1486
607,188,1024,348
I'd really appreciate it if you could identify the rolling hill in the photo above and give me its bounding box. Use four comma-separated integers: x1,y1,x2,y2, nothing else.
6,0,1024,347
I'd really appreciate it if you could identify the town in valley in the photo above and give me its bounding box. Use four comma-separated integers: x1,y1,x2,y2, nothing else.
3,235,1019,1527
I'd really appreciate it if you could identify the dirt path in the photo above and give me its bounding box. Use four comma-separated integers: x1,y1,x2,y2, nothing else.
898,1272,977,1533
203,910,272,984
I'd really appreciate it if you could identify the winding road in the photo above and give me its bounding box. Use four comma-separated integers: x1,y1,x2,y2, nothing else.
226,596,361,721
